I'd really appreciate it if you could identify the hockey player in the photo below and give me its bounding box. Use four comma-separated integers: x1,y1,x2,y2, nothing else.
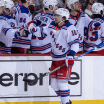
0,0,29,53
31,0,58,54
12,0,32,54
4,0,15,16
84,3,104,55
67,0,92,53
27,8,79,104
0,0,17,53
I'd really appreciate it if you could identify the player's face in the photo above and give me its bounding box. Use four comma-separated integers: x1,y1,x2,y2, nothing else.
74,1,80,13
0,6,4,14
5,8,10,14
49,5,58,14
55,14,61,24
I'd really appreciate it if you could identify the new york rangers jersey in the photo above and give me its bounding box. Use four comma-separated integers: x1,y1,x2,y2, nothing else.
68,12,92,52
31,12,55,54
84,18,104,51
13,3,32,49
33,21,79,60
0,14,18,53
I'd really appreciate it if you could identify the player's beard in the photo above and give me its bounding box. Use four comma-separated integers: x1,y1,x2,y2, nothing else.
75,9,80,13
55,19,59,24
55,21,59,24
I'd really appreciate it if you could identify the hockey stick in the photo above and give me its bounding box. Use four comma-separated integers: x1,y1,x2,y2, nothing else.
74,0,89,26
22,42,104,84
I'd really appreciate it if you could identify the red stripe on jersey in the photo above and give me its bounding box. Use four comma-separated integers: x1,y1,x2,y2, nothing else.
0,17,7,20
84,43,96,47
96,18,104,23
45,15,55,19
79,43,83,47
13,40,31,44
69,40,80,46
17,6,21,14
3,29,6,34
0,48,11,50
32,44,51,50
49,25,56,29
62,26,68,29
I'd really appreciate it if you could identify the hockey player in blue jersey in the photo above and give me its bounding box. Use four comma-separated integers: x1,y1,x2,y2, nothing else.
84,3,104,55
31,0,58,54
27,8,79,104
67,0,92,53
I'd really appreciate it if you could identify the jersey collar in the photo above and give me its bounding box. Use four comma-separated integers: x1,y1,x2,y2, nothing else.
70,13,80,20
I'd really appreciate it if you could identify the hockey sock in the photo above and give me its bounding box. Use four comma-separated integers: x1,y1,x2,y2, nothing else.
58,79,70,104
50,78,62,104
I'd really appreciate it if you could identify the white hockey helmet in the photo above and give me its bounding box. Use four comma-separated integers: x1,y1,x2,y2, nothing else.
43,0,58,9
5,0,14,10
67,0,79,9
0,0,5,7
92,3,104,14
55,8,69,20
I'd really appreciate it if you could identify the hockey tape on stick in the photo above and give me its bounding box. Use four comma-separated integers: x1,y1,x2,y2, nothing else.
74,0,89,26
22,42,104,84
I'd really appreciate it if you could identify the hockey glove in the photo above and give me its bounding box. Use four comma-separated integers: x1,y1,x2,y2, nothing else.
21,29,30,37
14,31,21,39
66,56,74,68
26,21,37,33
18,26,26,36
33,20,41,26
66,50,76,67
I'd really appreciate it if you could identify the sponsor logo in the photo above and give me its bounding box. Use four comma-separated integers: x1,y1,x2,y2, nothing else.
0,72,80,91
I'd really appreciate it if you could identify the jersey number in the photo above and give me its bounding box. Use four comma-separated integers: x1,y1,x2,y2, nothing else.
84,31,98,41
71,30,78,36
19,18,26,23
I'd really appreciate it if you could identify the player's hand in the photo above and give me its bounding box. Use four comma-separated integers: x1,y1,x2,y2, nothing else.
66,56,74,68
33,20,41,26
26,21,36,33
18,26,26,36
23,30,30,37
17,27,30,37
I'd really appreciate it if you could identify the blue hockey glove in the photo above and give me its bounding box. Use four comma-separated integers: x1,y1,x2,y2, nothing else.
23,29,30,37
33,20,41,26
14,31,21,39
